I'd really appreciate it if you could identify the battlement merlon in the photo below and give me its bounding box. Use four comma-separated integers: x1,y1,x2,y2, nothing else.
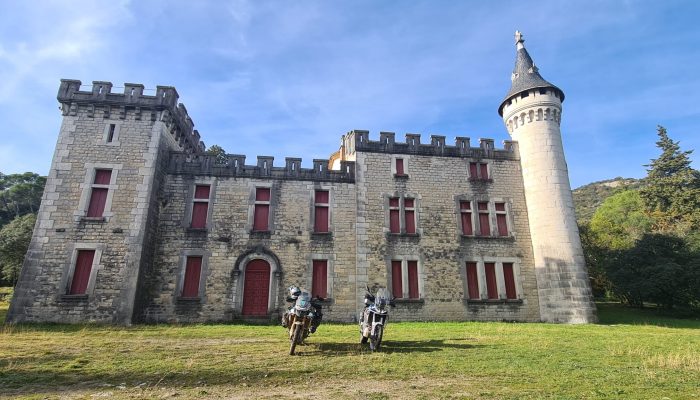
347,130,519,160
57,79,205,153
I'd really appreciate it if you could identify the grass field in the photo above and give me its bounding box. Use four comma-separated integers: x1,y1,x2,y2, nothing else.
1,290,698,399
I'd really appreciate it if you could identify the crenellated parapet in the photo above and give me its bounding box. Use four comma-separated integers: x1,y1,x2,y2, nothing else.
57,79,205,153
348,130,519,160
167,152,355,183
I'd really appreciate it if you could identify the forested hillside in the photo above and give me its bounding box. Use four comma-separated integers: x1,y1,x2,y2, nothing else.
572,177,641,223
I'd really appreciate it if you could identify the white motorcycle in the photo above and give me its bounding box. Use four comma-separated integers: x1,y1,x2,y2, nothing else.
359,287,394,351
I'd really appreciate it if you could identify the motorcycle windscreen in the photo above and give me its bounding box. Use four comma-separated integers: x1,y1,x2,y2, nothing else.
295,291,312,312
375,288,391,309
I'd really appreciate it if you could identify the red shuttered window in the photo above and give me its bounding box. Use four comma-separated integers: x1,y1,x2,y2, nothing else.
87,189,108,217
480,163,489,180
314,190,329,233
86,169,112,217
404,198,416,234
391,260,402,298
469,162,478,179
253,187,270,231
395,158,405,176
460,201,473,235
503,262,517,299
190,185,210,229
478,202,490,236
469,162,489,180
388,197,417,234
407,261,419,299
312,260,328,298
495,202,508,236
389,198,400,234
181,256,202,298
466,262,479,299
485,262,498,299
69,250,95,295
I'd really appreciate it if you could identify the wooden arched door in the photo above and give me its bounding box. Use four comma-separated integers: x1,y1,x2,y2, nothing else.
241,259,271,316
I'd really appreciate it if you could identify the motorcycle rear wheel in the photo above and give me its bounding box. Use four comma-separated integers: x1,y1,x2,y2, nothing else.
369,325,383,351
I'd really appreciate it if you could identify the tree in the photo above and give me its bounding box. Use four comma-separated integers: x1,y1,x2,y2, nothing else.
0,172,46,228
207,145,228,165
578,223,612,298
639,126,700,233
605,234,699,309
0,213,36,286
588,190,653,250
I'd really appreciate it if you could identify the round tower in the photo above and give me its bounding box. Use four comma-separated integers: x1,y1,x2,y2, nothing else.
499,31,596,323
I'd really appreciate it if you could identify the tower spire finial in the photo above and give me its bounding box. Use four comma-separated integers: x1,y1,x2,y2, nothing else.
515,30,525,49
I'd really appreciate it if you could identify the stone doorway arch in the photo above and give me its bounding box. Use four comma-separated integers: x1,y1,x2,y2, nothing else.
231,247,281,318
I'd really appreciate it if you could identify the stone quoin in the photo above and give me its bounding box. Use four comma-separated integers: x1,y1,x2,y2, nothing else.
7,32,597,324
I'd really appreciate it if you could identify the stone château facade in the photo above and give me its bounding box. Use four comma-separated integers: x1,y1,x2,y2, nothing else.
7,33,597,325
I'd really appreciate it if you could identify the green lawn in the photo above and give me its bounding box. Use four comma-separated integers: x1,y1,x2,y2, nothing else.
1,292,698,399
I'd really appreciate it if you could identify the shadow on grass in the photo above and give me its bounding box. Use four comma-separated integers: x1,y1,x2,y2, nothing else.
596,302,700,329
313,338,482,355
0,367,287,397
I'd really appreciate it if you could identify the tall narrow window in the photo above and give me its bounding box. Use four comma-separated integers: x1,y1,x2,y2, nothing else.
391,260,402,298
480,163,489,180
395,158,405,176
478,202,490,236
404,198,416,234
190,185,210,229
312,260,328,298
69,250,95,295
503,262,517,299
389,198,400,234
460,201,473,235
485,262,498,299
87,169,111,217
407,261,419,299
495,202,508,236
469,162,478,179
314,190,329,233
181,256,202,298
253,187,270,231
466,262,479,299
106,124,115,143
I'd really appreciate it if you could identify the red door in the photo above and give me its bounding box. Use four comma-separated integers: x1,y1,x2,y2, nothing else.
241,259,270,316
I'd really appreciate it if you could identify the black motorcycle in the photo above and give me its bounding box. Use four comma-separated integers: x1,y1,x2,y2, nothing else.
282,287,323,355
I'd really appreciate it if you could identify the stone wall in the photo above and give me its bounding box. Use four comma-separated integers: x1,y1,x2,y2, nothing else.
7,105,179,323
354,136,540,322
141,172,357,323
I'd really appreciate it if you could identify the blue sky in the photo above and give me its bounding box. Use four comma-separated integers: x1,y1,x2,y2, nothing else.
1,0,698,188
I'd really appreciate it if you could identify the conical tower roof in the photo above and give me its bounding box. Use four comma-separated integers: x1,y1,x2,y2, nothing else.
498,31,564,116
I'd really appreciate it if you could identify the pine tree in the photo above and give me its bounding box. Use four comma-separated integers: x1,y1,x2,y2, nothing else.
639,126,700,232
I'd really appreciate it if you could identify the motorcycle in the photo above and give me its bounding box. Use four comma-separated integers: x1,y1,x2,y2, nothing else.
359,286,394,351
284,288,323,355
